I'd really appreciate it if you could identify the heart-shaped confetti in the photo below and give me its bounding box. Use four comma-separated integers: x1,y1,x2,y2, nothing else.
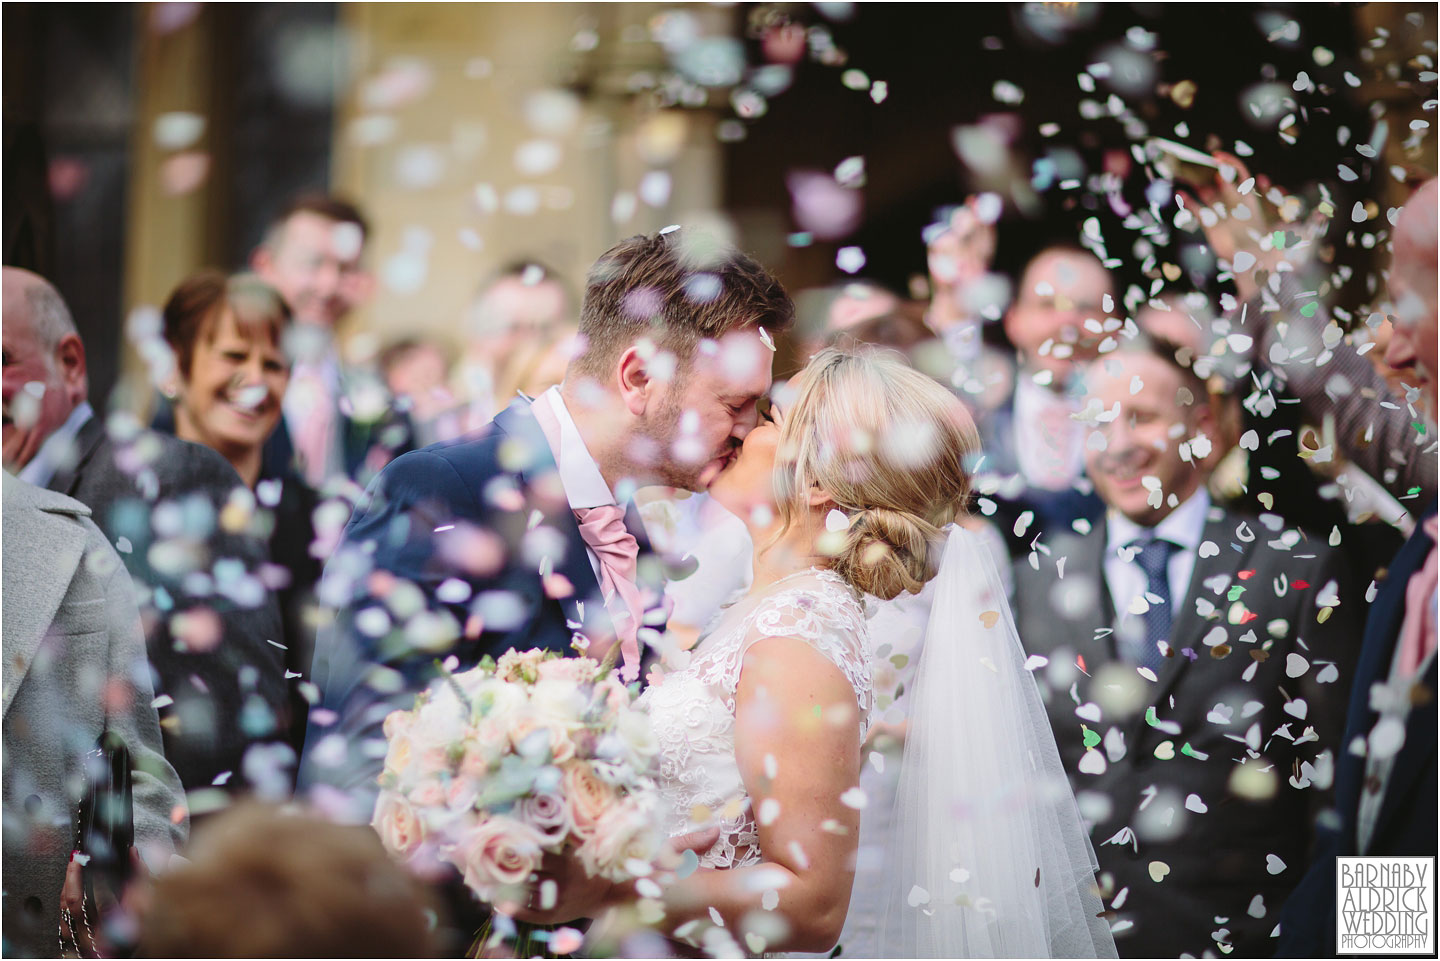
1198,540,1219,558
1285,653,1309,678
1154,740,1176,760
1315,663,1339,684
1148,861,1171,882
1078,749,1107,775
1283,699,1308,720
1082,727,1101,749
1266,854,1286,875
1185,793,1208,813
908,885,931,907
979,610,1000,629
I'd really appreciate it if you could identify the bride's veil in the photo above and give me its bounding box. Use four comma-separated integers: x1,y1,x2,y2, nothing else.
875,526,1119,958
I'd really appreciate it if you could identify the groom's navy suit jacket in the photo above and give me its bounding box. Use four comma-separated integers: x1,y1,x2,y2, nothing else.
299,398,660,815
1276,507,1437,958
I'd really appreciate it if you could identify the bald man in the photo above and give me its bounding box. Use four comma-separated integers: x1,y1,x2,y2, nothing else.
3,267,288,795
1276,181,1438,957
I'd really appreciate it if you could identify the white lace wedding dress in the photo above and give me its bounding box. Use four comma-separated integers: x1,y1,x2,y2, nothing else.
640,568,873,870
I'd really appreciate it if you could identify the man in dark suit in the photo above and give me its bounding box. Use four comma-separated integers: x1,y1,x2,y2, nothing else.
3,266,287,795
1276,179,1438,958
300,228,795,825
1013,335,1369,957
969,244,1109,557
250,193,413,489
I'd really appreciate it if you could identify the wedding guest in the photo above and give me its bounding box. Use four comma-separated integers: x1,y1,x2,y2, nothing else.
2,267,287,795
380,337,468,447
160,269,321,760
1276,178,1438,957
1192,153,1436,512
2,472,187,959
140,802,442,957
458,260,572,424
1013,334,1367,956
975,243,1112,552
250,192,413,488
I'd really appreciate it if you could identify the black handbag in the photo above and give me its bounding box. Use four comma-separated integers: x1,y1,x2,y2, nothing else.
63,731,136,957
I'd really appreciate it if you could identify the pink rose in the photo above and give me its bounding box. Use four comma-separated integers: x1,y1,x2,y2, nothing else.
372,791,424,857
576,798,662,882
410,778,445,808
561,760,615,839
537,657,598,685
508,713,577,765
446,776,480,813
457,815,545,896
520,791,571,846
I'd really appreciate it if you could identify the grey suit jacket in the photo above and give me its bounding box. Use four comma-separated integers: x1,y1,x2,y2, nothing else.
2,473,187,959
1013,505,1369,958
49,413,287,792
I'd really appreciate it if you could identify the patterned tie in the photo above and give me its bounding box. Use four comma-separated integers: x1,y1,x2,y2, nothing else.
573,505,644,684
1128,537,1176,675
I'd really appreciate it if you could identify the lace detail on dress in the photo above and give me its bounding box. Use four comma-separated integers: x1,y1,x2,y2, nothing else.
640,569,872,870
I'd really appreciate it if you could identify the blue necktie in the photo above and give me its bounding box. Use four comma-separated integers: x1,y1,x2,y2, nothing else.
1128,537,1176,675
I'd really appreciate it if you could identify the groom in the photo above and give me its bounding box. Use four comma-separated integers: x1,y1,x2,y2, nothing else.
299,228,793,819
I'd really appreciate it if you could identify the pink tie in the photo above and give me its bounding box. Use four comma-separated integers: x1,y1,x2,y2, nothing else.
1396,517,1438,680
529,393,644,683
574,505,644,683
293,365,335,487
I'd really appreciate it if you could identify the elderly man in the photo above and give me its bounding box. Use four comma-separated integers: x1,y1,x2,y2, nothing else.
250,193,412,488
1013,335,1366,956
2,267,286,794
3,472,187,958
1276,178,1439,957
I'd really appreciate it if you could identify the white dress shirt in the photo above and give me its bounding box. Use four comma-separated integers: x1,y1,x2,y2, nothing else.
1103,489,1212,648
533,386,618,585
18,401,94,489
1012,375,1086,491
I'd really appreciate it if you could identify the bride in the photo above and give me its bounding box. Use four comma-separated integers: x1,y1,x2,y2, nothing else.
519,346,1116,958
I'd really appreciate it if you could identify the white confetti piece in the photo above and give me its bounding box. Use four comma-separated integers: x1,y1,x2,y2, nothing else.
1266,854,1286,875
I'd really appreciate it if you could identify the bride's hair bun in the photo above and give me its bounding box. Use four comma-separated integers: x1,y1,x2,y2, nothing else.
833,506,945,601
771,345,980,600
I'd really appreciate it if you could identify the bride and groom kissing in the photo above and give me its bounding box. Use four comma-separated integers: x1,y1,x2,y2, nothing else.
299,228,1115,957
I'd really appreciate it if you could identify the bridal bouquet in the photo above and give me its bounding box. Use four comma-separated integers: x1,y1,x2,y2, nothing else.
372,648,663,907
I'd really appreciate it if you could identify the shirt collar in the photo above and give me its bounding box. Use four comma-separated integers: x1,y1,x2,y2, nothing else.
539,386,617,510
17,401,94,489
1106,487,1211,554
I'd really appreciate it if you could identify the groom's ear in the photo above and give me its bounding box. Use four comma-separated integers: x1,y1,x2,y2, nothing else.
616,345,653,416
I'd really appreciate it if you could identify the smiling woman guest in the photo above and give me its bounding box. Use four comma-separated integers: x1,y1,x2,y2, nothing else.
162,270,322,762
163,272,291,488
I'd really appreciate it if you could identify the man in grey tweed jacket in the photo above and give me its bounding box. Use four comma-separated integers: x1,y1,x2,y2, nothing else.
2,472,186,958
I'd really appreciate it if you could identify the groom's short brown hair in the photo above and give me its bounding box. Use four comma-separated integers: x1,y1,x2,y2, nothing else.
571,229,794,382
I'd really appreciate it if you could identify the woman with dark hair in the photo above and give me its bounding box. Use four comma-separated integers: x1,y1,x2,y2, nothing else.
160,270,321,763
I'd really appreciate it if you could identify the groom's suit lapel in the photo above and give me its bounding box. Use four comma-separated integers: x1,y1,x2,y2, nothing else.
492,399,614,641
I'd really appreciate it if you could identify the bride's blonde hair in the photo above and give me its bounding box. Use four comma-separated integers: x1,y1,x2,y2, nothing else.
773,346,980,600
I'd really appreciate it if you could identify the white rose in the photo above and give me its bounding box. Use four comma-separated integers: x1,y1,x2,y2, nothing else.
529,679,587,727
